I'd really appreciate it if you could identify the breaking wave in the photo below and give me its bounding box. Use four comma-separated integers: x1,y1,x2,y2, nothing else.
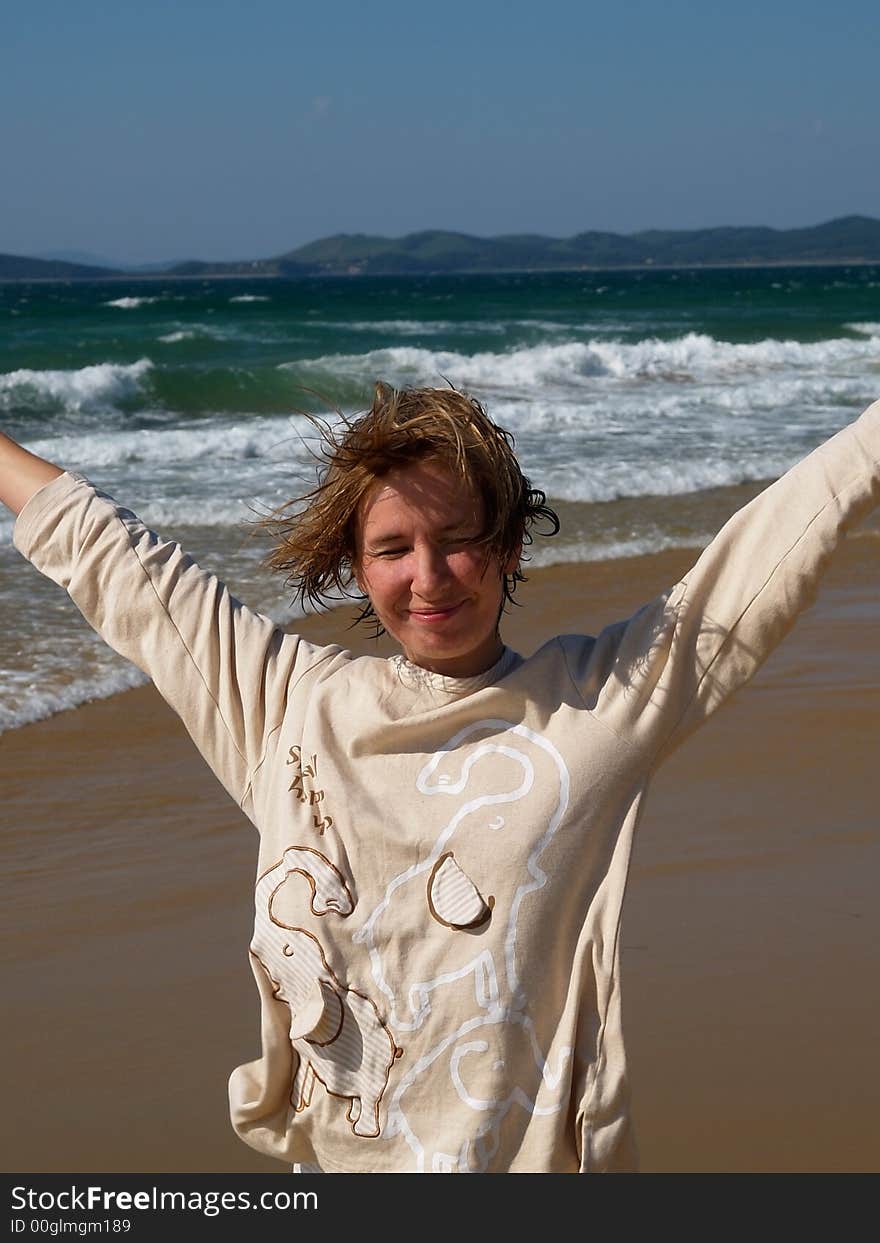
0,359,154,415
296,332,879,393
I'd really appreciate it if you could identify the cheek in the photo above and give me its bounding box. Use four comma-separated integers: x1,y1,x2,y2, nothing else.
359,563,401,610
454,549,502,590
451,548,489,579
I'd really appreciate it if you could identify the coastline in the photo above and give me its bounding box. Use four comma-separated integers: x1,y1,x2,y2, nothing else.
3,256,880,285
2,540,878,1172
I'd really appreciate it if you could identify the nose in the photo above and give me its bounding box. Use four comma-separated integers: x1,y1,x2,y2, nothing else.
410,541,452,598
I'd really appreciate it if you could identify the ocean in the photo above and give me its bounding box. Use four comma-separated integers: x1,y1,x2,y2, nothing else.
1,265,878,733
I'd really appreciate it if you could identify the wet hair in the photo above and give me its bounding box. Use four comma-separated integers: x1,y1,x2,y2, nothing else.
260,381,559,629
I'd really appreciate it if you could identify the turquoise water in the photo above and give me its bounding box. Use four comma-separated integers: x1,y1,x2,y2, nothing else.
1,266,878,730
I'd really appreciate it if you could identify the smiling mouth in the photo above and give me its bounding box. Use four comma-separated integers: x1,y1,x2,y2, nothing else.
408,602,464,621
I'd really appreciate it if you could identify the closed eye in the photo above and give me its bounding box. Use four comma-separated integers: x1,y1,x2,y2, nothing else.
368,533,481,557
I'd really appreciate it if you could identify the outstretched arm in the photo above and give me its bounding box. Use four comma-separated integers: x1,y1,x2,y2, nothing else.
13,468,350,820
576,398,880,761
0,431,63,515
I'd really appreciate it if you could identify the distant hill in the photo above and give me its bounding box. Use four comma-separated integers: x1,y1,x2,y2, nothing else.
37,250,190,274
267,216,880,275
3,216,880,281
37,248,122,268
0,253,119,281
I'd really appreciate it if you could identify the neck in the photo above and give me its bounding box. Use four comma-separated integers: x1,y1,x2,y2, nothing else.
403,634,505,679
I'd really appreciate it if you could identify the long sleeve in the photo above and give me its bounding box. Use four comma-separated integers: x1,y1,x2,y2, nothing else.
13,473,348,811
577,399,880,762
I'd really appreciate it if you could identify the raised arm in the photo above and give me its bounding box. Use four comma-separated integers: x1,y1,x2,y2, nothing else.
0,431,64,515
576,398,880,762
12,469,351,821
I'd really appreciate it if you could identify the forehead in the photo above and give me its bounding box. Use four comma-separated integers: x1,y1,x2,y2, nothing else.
358,460,483,535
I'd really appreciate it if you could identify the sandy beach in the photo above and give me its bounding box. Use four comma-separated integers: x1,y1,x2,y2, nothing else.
2,534,878,1173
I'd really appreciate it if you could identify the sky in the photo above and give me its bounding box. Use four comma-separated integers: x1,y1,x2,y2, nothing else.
2,0,878,266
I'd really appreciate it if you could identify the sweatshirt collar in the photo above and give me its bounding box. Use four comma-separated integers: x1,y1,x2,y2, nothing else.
390,645,520,697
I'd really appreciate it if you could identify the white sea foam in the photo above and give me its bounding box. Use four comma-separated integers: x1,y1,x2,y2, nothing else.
22,412,311,473
103,296,162,309
344,319,458,334
156,324,241,343
15,422,799,518
528,529,714,568
0,662,149,736
513,318,620,334
135,493,269,529
296,332,879,395
365,319,506,335
0,358,154,414
537,452,797,504
7,353,857,533
295,333,865,400
158,330,197,343
846,322,880,337
158,321,281,345
309,319,507,336
0,577,308,732
381,316,623,337
487,376,867,443
229,294,271,303
0,414,324,540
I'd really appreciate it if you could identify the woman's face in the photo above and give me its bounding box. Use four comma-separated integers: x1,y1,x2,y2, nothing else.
355,459,518,678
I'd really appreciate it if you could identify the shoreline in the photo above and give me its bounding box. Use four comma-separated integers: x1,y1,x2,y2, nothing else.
5,514,877,738
3,257,879,286
2,542,878,1172
0,540,714,739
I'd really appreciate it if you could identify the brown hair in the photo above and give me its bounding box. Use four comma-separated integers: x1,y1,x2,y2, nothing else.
260,382,559,628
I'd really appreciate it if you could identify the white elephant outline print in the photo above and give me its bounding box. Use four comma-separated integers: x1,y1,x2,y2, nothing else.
353,718,574,1169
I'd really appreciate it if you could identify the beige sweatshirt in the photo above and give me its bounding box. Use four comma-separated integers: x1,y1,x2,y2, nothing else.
14,399,880,1173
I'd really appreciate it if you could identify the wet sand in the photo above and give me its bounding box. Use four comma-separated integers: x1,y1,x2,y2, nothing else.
2,537,878,1172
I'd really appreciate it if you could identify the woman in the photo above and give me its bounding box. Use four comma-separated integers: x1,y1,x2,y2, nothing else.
2,383,878,1173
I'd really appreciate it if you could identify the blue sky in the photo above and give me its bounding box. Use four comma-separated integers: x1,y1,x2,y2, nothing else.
3,0,878,264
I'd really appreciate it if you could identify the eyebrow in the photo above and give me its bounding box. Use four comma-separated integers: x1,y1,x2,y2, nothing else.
366,522,478,547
